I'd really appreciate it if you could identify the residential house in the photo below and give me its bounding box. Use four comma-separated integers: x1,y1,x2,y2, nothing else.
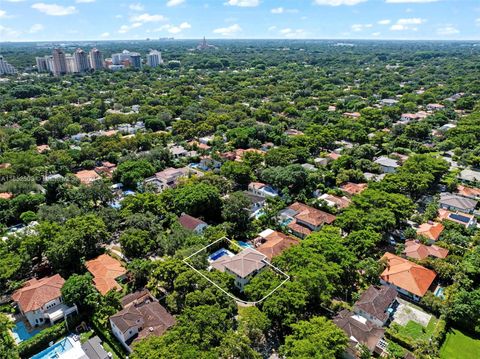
75,170,101,186
36,144,50,153
301,163,317,171
279,202,336,239
31,336,89,359
144,167,195,192
426,103,445,111
284,129,304,136
211,248,267,291
374,156,400,174
243,191,266,218
334,309,387,358
169,145,189,159
363,172,385,182
0,192,13,200
12,274,78,327
86,254,127,295
110,290,175,353
438,208,477,229
457,185,480,200
314,157,330,167
380,98,399,107
404,240,449,260
416,222,444,242
439,193,477,214
198,156,221,171
247,182,279,198
343,112,361,119
254,229,300,260
340,182,368,197
94,161,117,178
81,336,110,359
380,253,437,302
178,213,208,234
458,169,480,185
317,193,351,209
353,285,398,327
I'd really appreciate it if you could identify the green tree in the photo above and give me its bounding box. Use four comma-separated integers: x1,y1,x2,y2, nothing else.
280,316,348,359
61,273,99,312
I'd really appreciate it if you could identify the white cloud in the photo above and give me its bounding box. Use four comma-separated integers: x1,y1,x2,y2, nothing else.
268,25,277,31
372,32,381,36
0,10,9,18
115,14,123,18
131,13,167,23
166,0,185,6
76,0,95,3
29,24,44,33
100,32,110,38
386,0,438,3
118,22,142,33
31,3,76,16
4,0,25,2
271,7,298,14
0,25,20,39
213,23,242,36
390,17,425,31
156,21,191,34
279,28,307,38
351,23,373,31
314,0,367,6
476,18,480,26
129,3,144,11
225,0,259,7
437,25,459,36
378,19,391,25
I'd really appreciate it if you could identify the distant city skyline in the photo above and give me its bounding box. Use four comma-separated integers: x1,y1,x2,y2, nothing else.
0,0,479,42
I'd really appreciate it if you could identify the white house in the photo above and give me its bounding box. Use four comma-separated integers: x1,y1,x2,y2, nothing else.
374,157,400,174
247,182,279,198
12,274,77,327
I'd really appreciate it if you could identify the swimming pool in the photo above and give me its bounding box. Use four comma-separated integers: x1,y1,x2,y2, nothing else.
209,248,233,261
434,286,445,298
31,337,73,359
11,321,41,344
237,241,253,249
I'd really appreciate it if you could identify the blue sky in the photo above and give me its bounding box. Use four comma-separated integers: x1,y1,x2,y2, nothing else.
0,0,479,42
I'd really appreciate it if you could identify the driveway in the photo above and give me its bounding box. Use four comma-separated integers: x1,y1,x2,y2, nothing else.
393,298,431,327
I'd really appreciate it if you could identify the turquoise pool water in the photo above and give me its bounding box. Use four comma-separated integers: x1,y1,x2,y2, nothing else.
11,321,41,344
237,241,253,249
30,337,73,359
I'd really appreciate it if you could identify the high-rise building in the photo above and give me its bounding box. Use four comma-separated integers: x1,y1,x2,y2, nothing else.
73,48,90,73
45,56,54,73
112,50,132,65
35,57,48,72
147,50,163,67
129,53,142,69
65,55,76,74
52,48,67,76
0,56,17,75
89,48,104,70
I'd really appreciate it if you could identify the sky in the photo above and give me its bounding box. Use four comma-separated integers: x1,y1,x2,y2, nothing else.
0,0,479,42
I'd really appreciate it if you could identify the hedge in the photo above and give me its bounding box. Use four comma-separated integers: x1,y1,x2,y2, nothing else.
18,315,81,359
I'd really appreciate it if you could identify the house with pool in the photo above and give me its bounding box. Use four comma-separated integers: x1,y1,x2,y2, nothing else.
12,274,78,328
210,247,267,291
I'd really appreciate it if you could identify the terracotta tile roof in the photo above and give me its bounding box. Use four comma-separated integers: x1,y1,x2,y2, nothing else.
288,202,336,227
75,170,101,185
86,254,127,295
0,192,13,200
256,231,299,260
287,220,312,237
457,185,480,199
340,182,368,196
354,285,397,324
380,253,436,297
178,213,206,231
12,274,65,312
404,240,449,260
416,222,444,242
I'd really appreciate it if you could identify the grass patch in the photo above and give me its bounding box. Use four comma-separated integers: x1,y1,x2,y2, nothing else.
397,317,437,341
440,329,480,359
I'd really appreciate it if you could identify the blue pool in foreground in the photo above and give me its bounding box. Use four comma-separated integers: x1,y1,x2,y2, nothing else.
11,321,41,344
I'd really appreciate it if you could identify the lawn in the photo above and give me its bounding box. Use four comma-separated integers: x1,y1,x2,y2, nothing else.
397,317,437,341
440,329,480,359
